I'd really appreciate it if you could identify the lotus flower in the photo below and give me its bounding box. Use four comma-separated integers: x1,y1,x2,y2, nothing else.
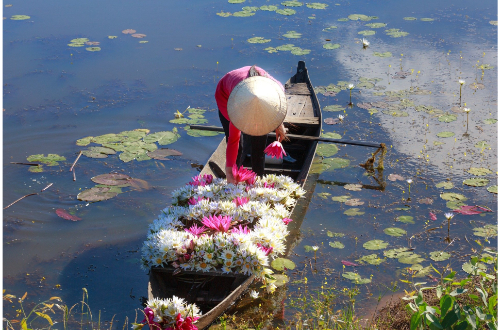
185,224,208,236
231,225,250,235
232,165,257,185
282,217,293,225
233,196,249,206
264,140,287,159
202,214,233,233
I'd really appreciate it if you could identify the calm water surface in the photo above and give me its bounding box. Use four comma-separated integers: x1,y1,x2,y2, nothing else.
3,0,497,327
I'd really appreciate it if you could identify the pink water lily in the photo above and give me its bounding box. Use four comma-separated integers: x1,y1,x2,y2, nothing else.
429,212,437,221
263,182,275,189
264,140,287,159
233,196,249,206
232,165,257,185
231,225,250,235
188,196,207,205
341,260,359,267
187,174,213,187
282,217,293,225
185,224,208,236
257,243,274,256
453,205,492,215
202,214,232,233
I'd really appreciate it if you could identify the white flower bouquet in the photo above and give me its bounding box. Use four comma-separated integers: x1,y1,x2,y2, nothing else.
141,166,306,292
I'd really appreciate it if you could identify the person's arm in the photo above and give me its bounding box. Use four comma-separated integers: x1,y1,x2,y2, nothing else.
225,122,241,184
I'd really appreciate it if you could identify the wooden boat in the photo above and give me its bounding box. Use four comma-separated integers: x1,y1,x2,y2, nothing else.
148,60,322,329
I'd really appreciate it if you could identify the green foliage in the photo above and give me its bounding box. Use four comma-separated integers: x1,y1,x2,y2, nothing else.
271,258,296,271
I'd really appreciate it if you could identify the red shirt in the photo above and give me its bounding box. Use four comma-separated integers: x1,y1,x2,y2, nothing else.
215,66,284,168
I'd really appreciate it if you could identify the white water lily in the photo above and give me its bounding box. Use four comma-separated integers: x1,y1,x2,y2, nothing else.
338,114,345,121
444,212,455,220
348,83,355,89
312,246,319,251
459,79,465,85
362,38,370,47
407,179,413,184
249,290,259,299
463,107,470,113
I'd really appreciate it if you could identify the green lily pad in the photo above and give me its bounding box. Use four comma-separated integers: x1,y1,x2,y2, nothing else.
260,5,278,10
356,254,384,265
233,11,255,17
446,201,466,209
93,133,121,144
429,251,451,262
28,165,43,173
276,8,296,15
11,15,30,20
382,110,409,117
242,6,259,11
283,31,302,39
477,64,494,70
323,105,345,113
383,248,410,258
467,167,492,176
273,274,289,287
483,118,497,124
329,241,345,249
70,38,89,43
438,114,457,123
344,208,364,216
420,18,434,21
68,43,85,47
331,195,350,203
384,227,407,237
490,21,498,25
185,129,222,137
463,178,490,187
77,187,119,202
118,130,149,142
385,28,409,38
321,132,342,139
216,11,232,17
437,131,455,138
82,147,116,158
323,25,338,30
228,0,245,3
247,37,271,43
290,47,311,55
487,186,497,194
276,44,295,51
358,30,375,36
363,240,389,250
365,23,386,28
475,141,490,149
281,0,302,6
316,144,339,157
338,18,349,21
91,173,132,186
86,47,101,52
147,148,182,160
304,245,314,252
396,216,414,224
473,224,497,238
342,272,372,284
309,162,330,174
264,47,278,53
398,253,425,264
170,118,190,124
143,130,180,145
433,141,444,146
413,265,433,278
316,192,331,199
348,14,369,21
373,52,392,58
462,261,487,275
327,231,345,238
440,192,467,202
357,81,375,89
345,198,364,206
403,17,417,20
436,181,454,189
271,258,296,271
76,136,94,146
323,43,340,50
108,36,117,39
306,2,327,9
27,154,66,166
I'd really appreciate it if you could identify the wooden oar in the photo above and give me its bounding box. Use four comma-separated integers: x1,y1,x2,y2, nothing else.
189,125,383,149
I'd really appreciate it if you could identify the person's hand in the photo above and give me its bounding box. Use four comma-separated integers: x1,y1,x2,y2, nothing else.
225,166,236,184
275,123,287,142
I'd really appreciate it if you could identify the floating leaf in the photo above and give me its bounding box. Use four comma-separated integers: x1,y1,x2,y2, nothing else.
477,64,494,70
487,185,497,194
271,258,296,271
344,208,364,216
264,47,278,53
384,227,407,237
327,231,345,237
420,18,434,21
303,245,314,252
373,52,392,58
139,41,148,44
396,216,414,224
142,130,180,145
365,23,386,28
56,209,82,221
281,0,302,6
290,47,311,55
82,147,116,158
273,274,289,287
382,109,408,117
345,198,364,206
86,47,101,52
383,247,410,258
324,117,340,125
446,201,466,209
276,8,296,15
185,128,222,137
29,165,43,173
475,141,490,149
356,254,384,265
147,148,182,160
348,14,370,21
216,11,232,17
398,253,425,264
331,195,350,203
306,2,327,9
358,30,375,36
316,144,338,157
436,181,454,189
385,28,409,38
403,17,417,20
283,31,302,39
344,184,362,191
122,29,136,34
418,197,433,205
429,251,451,261
247,37,271,43
323,105,344,113
68,43,85,47
108,36,117,39
128,178,151,190
260,5,278,10
363,240,388,250
342,272,371,284
27,154,66,166
242,6,259,11
437,131,455,138
11,15,30,20
440,192,467,202
473,224,497,238
233,11,255,17
483,118,497,124
321,132,342,139
338,18,349,21
91,173,132,186
463,178,489,187
462,261,487,275
490,21,498,25
77,187,118,202
329,241,344,249
323,43,340,50
388,174,405,181
438,114,457,123
276,44,296,51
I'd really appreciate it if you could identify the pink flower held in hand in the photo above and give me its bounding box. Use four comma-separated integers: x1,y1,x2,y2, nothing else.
282,217,293,225
232,165,257,185
202,214,233,232
185,224,208,236
233,196,249,206
264,140,287,159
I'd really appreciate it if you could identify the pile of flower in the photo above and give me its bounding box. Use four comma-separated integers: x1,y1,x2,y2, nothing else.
132,296,201,330
141,165,306,292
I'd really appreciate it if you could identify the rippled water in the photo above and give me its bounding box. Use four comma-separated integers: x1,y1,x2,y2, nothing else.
3,0,497,327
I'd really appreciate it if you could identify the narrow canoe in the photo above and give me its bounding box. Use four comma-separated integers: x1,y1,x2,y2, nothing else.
148,60,322,329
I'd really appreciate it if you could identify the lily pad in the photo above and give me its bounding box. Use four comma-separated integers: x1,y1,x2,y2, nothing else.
56,209,82,221
438,114,457,123
382,110,409,117
363,240,389,250
356,254,384,265
283,31,302,39
185,129,222,137
462,261,487,275
276,44,296,51
483,118,497,124
345,198,364,206
365,23,386,28
373,52,392,58
327,231,345,237
77,187,118,202
147,148,182,160
429,251,451,262
331,195,350,203
468,167,493,176
91,173,132,186
396,216,414,224
276,8,296,15
388,174,405,181
463,178,489,187
260,5,278,10
306,2,327,9
348,14,370,21
344,208,364,216
303,245,314,252
398,253,425,264
420,18,434,21
323,105,344,112
323,43,340,50
385,28,409,38
329,241,345,249
321,132,342,139
233,11,255,17
271,258,296,271
437,131,455,138
383,248,410,258
316,144,338,157
473,224,497,238
122,29,136,34
11,15,30,20
475,141,490,149
81,147,116,158
344,184,362,191
487,186,497,194
29,165,43,173
281,0,302,6
384,227,407,237
216,11,232,17
143,130,180,145
273,274,289,287
247,37,271,43
436,181,454,189
290,47,311,55
440,192,467,202
70,38,90,43
86,47,101,52
403,17,417,20
342,272,372,284
27,154,66,166
358,30,375,36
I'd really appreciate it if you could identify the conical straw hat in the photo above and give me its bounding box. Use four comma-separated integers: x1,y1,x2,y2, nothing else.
227,76,287,136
